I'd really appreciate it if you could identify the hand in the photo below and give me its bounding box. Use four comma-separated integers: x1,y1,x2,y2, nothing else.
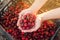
17,10,42,32
20,15,42,32
17,8,37,32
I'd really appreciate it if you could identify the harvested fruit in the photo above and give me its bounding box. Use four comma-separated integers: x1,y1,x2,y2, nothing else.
0,0,58,40
19,14,36,30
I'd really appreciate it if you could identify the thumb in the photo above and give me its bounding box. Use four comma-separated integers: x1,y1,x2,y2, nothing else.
34,17,42,31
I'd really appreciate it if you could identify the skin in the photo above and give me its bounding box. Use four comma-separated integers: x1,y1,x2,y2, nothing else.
17,0,60,32
37,7,60,21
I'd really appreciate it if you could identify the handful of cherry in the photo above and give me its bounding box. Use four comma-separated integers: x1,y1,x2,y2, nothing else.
19,14,36,30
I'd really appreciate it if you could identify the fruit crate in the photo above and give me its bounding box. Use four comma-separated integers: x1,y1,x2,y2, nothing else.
0,25,14,40
52,20,60,40
0,0,11,11
0,0,60,40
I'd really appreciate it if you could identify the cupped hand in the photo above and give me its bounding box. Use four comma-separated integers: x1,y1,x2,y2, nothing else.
17,9,42,32
20,15,42,32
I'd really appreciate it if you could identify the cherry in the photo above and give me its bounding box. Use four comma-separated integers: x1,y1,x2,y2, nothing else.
0,0,57,40
19,14,36,30
24,20,27,23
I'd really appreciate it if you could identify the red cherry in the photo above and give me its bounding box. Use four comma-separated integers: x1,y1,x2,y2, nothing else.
24,20,27,23
25,38,28,40
24,23,27,27
40,35,43,38
33,33,37,36
22,37,25,40
43,25,47,29
31,22,35,26
9,6,14,11
7,29,12,33
45,31,49,35
21,32,24,35
51,31,54,35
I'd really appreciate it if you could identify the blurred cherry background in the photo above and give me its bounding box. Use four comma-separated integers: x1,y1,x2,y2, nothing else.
0,0,60,40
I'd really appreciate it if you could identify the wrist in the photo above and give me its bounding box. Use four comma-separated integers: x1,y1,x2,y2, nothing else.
37,13,48,21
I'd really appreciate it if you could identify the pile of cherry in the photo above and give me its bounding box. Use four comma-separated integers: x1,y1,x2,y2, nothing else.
0,1,58,40
20,14,36,30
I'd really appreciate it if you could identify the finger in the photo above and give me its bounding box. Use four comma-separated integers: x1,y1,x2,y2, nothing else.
18,26,23,31
21,28,36,32
17,19,20,26
18,12,23,19
34,17,42,31
21,30,31,32
17,10,25,26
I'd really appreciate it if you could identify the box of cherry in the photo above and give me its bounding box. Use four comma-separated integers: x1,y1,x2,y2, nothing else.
0,1,58,40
